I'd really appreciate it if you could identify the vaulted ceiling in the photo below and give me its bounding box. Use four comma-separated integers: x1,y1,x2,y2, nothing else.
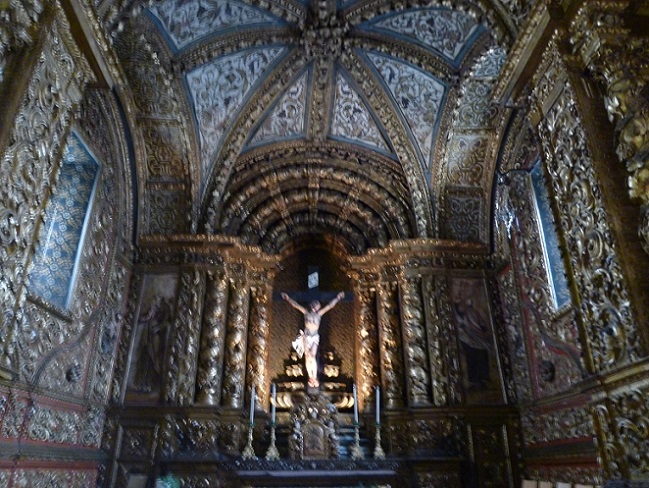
111,0,524,255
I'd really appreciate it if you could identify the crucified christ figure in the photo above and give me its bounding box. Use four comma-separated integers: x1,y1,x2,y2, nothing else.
281,292,345,388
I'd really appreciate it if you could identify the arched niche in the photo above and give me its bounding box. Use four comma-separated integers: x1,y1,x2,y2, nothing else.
268,237,355,387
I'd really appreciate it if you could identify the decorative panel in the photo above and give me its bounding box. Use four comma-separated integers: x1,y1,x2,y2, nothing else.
146,189,191,234
444,187,483,242
186,46,286,178
149,0,283,50
28,133,99,309
250,70,308,146
330,70,389,151
446,134,488,187
455,80,499,129
361,8,480,64
366,52,445,170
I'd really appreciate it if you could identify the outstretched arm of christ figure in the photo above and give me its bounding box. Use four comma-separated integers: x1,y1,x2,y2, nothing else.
318,292,344,316
281,292,307,314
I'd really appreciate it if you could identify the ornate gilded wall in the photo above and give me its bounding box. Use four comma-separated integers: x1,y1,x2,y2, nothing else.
0,0,134,484
491,1,649,484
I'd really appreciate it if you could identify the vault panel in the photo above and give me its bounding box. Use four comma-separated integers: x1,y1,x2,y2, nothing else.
249,70,309,146
366,51,446,171
360,8,482,65
149,0,285,51
186,46,287,183
330,69,390,152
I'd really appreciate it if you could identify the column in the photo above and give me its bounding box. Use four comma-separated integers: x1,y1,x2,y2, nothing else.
164,270,206,405
400,275,432,406
353,271,380,412
195,268,228,405
377,269,404,409
220,265,250,409
245,270,272,409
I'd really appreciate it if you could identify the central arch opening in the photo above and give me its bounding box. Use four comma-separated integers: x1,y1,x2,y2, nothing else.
269,236,355,387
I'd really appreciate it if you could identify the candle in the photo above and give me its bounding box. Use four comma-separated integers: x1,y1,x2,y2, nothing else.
250,384,256,424
271,383,276,423
352,384,359,424
375,385,380,425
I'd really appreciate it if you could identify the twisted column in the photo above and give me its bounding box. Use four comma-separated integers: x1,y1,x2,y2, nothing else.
195,269,228,405
377,274,404,409
354,272,380,412
221,266,250,408
400,275,431,406
245,272,271,409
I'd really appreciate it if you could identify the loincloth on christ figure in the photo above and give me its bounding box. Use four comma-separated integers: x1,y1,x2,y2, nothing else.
292,329,319,358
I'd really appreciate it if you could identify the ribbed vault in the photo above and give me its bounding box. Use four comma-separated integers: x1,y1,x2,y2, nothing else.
111,0,515,250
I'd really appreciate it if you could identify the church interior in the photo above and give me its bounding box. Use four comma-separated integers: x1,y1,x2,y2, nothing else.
1,0,649,486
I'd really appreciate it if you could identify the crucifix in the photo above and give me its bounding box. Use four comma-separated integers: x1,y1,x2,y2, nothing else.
278,266,349,388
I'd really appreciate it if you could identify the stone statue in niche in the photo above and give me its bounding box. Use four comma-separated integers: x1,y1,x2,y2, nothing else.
132,295,173,393
281,292,344,388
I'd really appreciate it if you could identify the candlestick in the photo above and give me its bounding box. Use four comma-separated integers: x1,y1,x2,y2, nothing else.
242,422,256,459
271,383,276,424
352,384,359,424
374,423,385,459
265,422,280,461
375,385,380,425
249,384,256,424
350,421,364,460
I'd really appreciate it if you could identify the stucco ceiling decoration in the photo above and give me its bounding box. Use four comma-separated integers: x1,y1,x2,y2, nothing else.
330,68,391,152
365,51,446,171
357,7,483,66
185,45,288,183
148,0,286,51
113,0,514,244
248,69,310,147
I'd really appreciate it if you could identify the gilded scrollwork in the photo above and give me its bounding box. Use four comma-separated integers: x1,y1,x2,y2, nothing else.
594,386,649,479
536,73,640,371
569,2,649,207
